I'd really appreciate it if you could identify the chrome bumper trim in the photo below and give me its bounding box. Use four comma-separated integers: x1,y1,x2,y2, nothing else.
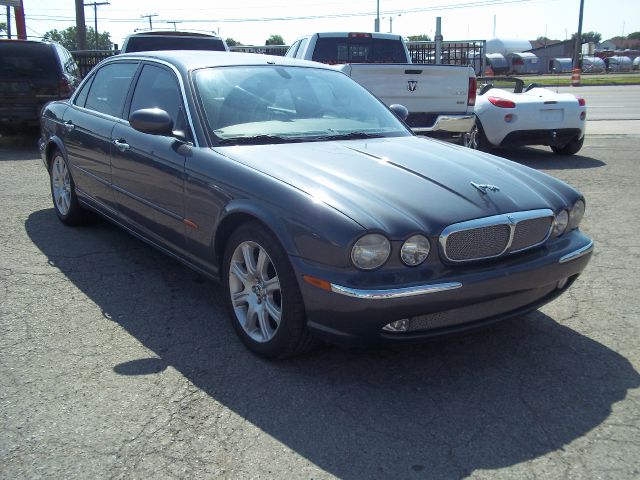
330,282,463,300
412,114,476,134
559,240,594,264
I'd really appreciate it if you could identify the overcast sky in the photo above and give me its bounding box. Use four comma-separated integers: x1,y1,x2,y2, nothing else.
8,0,640,47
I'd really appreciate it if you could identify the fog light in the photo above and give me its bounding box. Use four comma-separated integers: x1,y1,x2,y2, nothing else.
504,113,514,123
382,319,409,332
557,277,568,289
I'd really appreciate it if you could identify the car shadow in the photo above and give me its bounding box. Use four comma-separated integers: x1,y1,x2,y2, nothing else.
489,146,605,170
25,209,639,479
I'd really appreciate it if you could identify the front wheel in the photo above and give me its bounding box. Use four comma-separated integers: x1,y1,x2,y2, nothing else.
50,150,88,225
222,222,316,358
551,136,584,155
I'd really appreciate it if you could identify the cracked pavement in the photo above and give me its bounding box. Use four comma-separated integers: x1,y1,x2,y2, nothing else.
1,131,639,479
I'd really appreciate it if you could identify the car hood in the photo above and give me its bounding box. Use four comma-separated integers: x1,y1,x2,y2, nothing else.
214,136,577,236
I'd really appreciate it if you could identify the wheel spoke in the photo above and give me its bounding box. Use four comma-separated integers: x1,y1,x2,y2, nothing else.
230,261,250,286
257,307,274,341
265,296,281,324
231,290,250,306
264,276,280,295
256,248,269,282
241,243,257,277
244,302,257,331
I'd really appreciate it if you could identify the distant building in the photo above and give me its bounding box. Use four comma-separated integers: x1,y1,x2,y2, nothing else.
526,40,574,74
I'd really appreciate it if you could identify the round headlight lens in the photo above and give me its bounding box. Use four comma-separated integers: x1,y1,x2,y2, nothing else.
552,210,569,237
400,235,431,266
351,234,391,270
568,199,585,231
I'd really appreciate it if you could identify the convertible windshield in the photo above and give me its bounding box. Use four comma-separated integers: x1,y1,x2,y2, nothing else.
193,65,411,145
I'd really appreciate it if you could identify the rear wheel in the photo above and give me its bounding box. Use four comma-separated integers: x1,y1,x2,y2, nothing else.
551,136,584,155
222,222,316,358
462,122,491,152
50,150,87,225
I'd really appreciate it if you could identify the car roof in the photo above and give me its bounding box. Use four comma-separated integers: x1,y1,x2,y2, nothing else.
125,30,222,39
111,50,334,72
0,39,55,47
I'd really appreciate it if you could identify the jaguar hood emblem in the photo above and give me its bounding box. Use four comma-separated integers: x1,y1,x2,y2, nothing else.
471,182,501,194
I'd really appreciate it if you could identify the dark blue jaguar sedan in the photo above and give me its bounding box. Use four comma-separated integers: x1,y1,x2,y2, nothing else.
39,51,593,358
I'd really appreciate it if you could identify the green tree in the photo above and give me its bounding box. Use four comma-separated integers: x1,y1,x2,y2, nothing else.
43,26,112,50
225,37,242,47
571,31,602,44
628,31,640,40
0,21,6,34
407,34,431,41
265,34,285,45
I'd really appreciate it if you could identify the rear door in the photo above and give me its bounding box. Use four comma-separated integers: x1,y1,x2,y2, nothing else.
62,61,139,208
110,63,191,252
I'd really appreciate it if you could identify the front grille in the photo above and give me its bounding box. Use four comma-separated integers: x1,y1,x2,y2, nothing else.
406,282,558,332
440,209,554,262
510,216,553,252
446,224,511,261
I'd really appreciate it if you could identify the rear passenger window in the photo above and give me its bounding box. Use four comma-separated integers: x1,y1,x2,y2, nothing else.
85,62,138,117
73,75,93,107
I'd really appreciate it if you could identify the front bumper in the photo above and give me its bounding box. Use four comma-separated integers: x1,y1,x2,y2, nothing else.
408,114,476,134
292,230,593,345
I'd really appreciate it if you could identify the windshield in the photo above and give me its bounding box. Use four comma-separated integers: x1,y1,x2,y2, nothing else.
193,65,411,146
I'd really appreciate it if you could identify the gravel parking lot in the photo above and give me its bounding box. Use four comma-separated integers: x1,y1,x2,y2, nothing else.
1,124,639,478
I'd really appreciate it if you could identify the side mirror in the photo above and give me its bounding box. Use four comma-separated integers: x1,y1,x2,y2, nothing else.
129,108,174,136
389,104,409,121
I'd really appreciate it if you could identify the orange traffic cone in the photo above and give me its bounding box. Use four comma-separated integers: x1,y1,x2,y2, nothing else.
571,68,581,87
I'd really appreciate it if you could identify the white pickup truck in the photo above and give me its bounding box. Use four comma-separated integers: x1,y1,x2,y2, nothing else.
285,32,477,140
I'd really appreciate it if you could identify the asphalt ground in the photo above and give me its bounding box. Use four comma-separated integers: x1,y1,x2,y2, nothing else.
1,123,639,478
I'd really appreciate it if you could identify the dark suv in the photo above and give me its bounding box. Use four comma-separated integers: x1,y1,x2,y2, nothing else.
0,39,81,133
120,30,229,53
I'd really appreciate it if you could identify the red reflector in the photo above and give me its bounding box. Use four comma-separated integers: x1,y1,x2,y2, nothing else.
467,77,477,106
576,97,586,106
348,32,372,38
488,96,516,108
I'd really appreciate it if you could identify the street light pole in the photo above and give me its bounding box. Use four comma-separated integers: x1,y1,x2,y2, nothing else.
389,13,401,33
375,0,380,33
84,1,109,49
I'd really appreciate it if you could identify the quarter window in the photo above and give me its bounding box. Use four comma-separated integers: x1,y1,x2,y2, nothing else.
85,62,138,117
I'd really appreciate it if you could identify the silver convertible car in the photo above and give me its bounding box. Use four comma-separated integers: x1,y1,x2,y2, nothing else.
39,51,594,358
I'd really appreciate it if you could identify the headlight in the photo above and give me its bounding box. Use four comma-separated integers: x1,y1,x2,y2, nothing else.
568,199,585,231
552,210,569,237
400,235,431,266
351,234,391,270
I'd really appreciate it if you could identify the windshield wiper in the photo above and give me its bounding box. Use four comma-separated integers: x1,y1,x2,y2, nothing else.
215,135,297,146
311,131,386,141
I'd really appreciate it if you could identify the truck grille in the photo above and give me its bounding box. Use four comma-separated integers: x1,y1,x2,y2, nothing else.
440,209,554,262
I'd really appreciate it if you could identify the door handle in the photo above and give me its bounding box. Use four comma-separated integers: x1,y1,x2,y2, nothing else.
63,121,75,132
113,139,130,152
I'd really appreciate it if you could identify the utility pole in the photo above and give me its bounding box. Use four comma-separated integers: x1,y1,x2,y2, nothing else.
84,1,109,49
166,21,181,31
374,0,380,33
572,0,585,69
141,13,158,30
75,0,86,50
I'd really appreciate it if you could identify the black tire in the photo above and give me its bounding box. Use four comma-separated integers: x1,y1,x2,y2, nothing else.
462,121,491,152
551,136,584,155
222,222,316,359
49,150,88,225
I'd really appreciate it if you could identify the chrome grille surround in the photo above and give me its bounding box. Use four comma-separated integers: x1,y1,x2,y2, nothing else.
440,209,554,263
